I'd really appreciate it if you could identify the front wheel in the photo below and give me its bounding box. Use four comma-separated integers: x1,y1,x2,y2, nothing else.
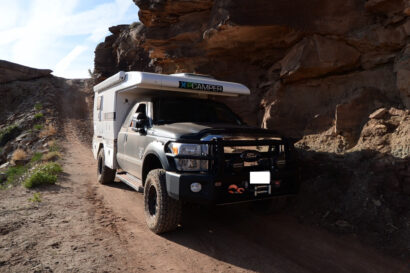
144,169,181,234
97,148,116,184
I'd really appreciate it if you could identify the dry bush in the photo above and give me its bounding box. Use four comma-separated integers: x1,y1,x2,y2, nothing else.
39,124,57,138
12,149,28,161
47,140,60,152
48,139,56,147
42,151,61,161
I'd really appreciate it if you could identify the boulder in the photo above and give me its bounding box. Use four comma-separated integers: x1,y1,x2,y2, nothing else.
369,108,388,119
279,35,360,82
0,60,52,84
335,87,387,146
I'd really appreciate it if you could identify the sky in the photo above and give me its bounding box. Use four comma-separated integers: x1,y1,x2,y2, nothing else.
0,0,139,78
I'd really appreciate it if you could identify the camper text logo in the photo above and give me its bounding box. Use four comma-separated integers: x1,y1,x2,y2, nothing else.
179,81,223,92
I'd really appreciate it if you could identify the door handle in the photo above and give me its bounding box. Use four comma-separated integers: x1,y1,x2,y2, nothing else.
124,134,128,142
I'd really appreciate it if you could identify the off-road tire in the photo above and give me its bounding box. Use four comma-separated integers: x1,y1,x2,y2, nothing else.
144,169,181,234
97,148,116,184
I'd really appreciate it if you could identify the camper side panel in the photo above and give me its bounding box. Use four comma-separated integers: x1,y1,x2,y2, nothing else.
92,90,116,168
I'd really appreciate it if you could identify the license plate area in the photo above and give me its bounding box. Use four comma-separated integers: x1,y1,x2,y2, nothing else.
254,185,271,197
250,171,270,184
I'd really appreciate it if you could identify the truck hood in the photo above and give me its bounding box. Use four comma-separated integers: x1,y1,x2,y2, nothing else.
149,122,283,141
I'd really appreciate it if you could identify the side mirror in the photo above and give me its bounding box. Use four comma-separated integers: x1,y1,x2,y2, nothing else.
131,112,147,133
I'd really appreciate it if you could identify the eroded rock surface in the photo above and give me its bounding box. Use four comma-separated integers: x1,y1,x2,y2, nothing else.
0,60,52,84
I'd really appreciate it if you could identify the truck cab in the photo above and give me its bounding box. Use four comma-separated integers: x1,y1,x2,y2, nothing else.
92,72,298,233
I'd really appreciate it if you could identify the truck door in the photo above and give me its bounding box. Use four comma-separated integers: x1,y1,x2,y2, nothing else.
121,103,147,178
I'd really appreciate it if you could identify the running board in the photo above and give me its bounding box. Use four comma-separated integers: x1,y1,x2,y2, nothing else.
116,173,143,193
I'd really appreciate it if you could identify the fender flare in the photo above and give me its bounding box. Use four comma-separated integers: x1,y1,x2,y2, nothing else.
142,141,171,171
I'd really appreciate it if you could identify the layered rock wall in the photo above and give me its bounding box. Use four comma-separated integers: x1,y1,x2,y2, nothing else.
0,60,52,84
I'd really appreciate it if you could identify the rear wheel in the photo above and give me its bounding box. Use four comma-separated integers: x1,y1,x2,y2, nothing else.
144,169,181,234
97,148,116,184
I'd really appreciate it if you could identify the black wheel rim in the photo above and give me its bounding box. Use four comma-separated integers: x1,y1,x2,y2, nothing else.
148,185,157,217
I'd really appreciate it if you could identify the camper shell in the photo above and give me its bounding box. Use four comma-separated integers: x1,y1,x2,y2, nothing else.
92,71,299,233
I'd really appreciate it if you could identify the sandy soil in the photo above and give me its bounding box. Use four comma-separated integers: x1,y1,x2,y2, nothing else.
0,83,408,273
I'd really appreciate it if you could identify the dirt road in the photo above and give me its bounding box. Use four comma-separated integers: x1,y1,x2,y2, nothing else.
58,83,409,273
65,137,409,272
1,82,408,273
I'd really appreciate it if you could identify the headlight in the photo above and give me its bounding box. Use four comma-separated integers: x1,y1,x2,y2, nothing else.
169,143,208,172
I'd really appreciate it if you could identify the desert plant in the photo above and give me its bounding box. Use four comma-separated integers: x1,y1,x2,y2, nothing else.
34,103,43,111
2,165,27,188
34,124,44,131
34,113,44,119
39,124,57,138
31,152,43,162
23,162,62,188
29,192,42,202
12,149,28,161
48,140,60,152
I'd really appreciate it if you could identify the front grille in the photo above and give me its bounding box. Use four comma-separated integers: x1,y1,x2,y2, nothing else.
209,139,286,175
223,145,270,154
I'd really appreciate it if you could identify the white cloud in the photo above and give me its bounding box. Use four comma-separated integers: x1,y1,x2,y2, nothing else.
0,0,139,78
0,0,25,31
54,45,88,76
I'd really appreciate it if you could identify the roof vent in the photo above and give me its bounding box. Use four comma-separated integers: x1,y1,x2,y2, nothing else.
170,73,215,80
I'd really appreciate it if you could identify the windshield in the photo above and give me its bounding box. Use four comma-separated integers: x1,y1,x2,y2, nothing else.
154,98,243,125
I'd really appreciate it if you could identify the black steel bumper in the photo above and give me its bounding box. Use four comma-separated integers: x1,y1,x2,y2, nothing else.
165,170,299,205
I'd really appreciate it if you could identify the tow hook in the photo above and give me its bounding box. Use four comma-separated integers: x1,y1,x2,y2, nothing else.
228,184,245,194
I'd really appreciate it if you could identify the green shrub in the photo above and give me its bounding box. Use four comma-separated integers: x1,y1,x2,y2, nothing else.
33,124,43,130
2,166,27,188
29,192,42,202
42,162,62,174
24,171,56,188
34,103,43,111
31,152,43,162
34,113,44,119
24,162,62,188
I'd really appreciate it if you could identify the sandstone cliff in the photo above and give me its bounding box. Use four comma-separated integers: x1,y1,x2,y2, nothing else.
94,0,410,257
